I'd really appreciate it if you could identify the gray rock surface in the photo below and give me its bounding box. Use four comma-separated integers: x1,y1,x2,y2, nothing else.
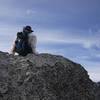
0,51,95,100
95,82,100,100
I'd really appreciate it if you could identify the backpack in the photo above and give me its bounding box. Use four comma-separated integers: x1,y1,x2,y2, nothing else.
15,32,32,56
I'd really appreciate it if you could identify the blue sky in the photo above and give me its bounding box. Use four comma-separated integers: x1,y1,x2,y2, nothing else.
0,0,100,82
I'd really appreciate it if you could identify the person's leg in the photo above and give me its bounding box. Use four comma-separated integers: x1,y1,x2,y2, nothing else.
10,36,17,55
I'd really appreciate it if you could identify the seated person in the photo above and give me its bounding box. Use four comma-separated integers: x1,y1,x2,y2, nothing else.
10,25,39,56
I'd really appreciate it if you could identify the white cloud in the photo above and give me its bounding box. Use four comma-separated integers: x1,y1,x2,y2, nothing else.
26,9,36,15
75,56,89,60
0,43,11,52
0,2,37,19
89,72,100,82
38,48,65,55
95,54,100,58
35,28,100,49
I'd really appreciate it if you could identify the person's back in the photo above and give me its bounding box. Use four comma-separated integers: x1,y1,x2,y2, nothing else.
10,26,39,56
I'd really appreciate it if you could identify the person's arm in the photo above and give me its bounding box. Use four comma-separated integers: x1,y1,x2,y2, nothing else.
30,35,39,55
9,36,17,55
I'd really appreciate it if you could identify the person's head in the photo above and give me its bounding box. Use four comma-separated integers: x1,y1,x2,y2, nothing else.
23,26,34,33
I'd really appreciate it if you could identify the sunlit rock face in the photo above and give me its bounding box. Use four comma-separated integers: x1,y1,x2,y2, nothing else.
0,51,95,100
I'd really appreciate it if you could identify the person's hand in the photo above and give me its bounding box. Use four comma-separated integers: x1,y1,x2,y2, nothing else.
9,52,15,56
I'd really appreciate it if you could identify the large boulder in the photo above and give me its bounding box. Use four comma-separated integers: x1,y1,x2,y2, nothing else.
0,51,95,100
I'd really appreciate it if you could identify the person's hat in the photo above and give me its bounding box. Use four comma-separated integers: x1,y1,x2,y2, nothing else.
23,26,34,32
